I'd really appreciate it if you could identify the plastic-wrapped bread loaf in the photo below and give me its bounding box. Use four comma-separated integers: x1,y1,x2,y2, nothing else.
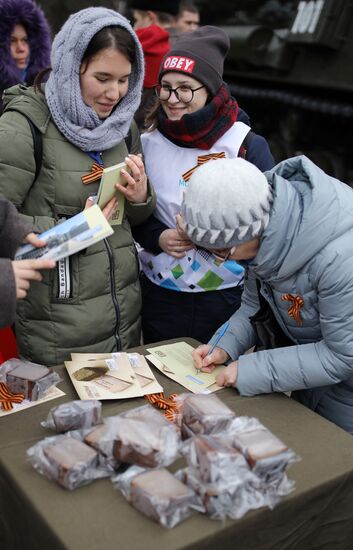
179,466,263,520
180,434,262,519
230,418,299,485
85,405,181,468
26,435,106,490
121,404,174,426
43,437,98,489
112,412,180,467
27,433,112,489
6,360,57,401
233,428,288,467
126,468,197,527
84,417,122,470
187,434,249,486
177,394,235,438
41,400,102,432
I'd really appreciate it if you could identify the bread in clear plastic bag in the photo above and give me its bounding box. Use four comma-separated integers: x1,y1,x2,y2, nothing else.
112,406,181,467
84,405,181,469
178,467,265,520
3,358,61,401
178,417,299,518
177,433,265,520
186,434,251,487
27,433,110,490
120,404,178,428
84,416,123,470
0,358,20,383
112,466,201,528
175,393,236,438
41,400,102,432
228,417,299,485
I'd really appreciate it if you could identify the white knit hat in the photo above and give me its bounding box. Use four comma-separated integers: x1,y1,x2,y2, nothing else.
181,157,272,249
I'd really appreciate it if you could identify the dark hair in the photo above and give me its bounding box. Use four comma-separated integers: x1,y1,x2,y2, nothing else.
154,11,176,25
34,25,136,89
143,96,161,132
82,26,135,66
178,1,199,15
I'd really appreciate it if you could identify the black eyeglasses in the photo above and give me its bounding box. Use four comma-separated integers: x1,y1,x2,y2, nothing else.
154,84,205,104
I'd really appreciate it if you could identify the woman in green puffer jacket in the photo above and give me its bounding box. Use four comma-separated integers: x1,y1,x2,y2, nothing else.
0,7,156,366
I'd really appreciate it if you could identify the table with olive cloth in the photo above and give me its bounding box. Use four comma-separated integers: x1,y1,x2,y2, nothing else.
1,338,353,550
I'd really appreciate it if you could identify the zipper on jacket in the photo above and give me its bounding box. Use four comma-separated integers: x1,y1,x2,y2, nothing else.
104,238,122,350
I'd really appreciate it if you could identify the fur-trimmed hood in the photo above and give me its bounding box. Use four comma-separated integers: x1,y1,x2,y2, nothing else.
0,0,51,93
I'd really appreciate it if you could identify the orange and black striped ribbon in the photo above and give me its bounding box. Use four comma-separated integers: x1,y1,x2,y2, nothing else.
145,391,180,422
81,162,104,184
0,382,25,411
281,294,304,326
182,152,226,183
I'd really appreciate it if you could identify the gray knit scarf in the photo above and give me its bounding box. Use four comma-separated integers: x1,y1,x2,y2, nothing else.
45,8,144,152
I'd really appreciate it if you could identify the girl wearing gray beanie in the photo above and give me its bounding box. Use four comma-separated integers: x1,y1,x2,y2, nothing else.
132,25,275,345
0,7,156,366
188,155,353,435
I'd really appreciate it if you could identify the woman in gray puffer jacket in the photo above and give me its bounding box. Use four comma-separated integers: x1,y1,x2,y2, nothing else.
182,155,353,434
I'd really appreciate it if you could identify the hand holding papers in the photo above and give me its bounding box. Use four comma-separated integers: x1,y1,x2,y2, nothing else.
146,342,226,394
15,205,113,261
96,162,130,226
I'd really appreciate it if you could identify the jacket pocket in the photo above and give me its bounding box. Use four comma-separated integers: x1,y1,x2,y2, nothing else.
49,205,82,303
54,203,81,219
50,255,80,304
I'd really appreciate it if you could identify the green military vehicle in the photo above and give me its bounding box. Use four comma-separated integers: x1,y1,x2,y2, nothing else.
200,0,353,184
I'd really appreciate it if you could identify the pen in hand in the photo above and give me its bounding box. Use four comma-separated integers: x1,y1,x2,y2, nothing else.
196,322,230,374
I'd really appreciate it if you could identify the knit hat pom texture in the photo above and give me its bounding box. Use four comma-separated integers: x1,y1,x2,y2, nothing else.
181,158,272,249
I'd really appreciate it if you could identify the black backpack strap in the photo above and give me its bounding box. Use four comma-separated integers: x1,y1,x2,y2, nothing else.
5,110,43,185
124,128,132,153
238,130,255,160
243,130,255,152
26,116,42,184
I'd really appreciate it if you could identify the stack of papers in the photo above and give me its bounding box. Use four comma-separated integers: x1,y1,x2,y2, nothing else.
65,352,163,400
146,342,225,394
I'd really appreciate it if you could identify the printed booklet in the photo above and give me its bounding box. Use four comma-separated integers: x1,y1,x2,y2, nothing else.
96,162,130,225
15,205,113,261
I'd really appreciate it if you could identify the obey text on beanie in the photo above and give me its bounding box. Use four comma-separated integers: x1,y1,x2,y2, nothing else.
159,26,229,95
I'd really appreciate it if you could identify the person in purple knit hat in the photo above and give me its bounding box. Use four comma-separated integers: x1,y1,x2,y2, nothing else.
0,0,51,113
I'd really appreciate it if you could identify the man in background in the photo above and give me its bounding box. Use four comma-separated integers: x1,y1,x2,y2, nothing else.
176,1,200,33
131,0,180,45
131,1,180,128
